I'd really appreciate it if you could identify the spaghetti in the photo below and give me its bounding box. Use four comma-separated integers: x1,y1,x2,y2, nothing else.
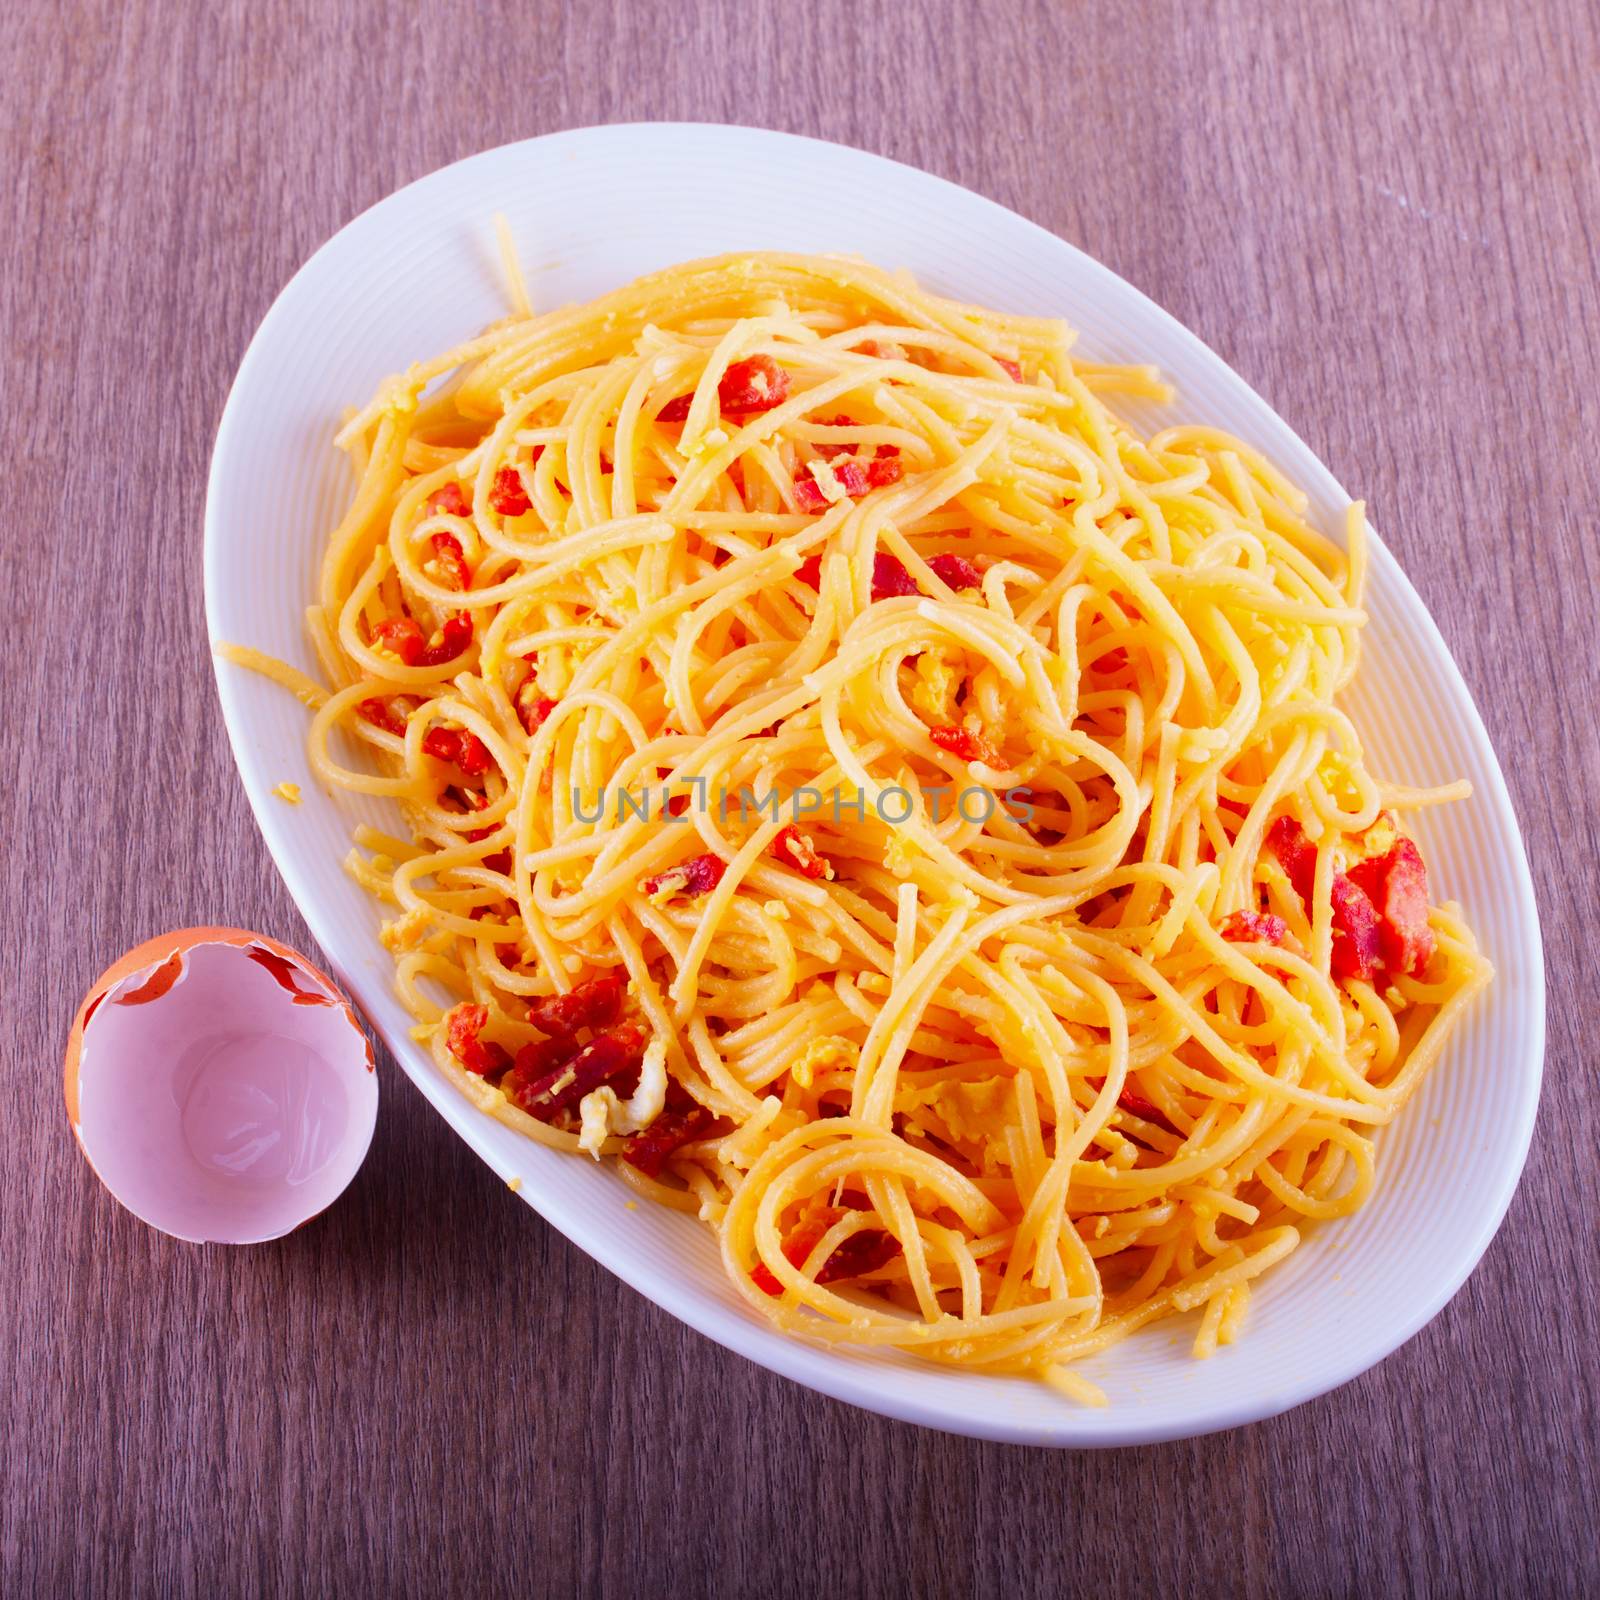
224,251,1490,1392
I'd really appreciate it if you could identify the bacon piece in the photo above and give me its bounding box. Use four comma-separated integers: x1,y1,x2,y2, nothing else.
814,1229,901,1283
717,354,790,413
1329,875,1382,982
1266,815,1318,902
1219,910,1289,945
1348,837,1436,976
378,613,474,670
791,474,828,513
793,549,946,601
659,355,793,424
445,1003,512,1080
501,1024,646,1122
421,726,493,776
488,466,531,517
1269,815,1384,981
1087,1075,1177,1135
415,613,473,668
1092,645,1129,673
622,1104,714,1178
996,358,1024,382
793,451,903,513
831,458,870,496
429,530,471,590
752,1199,902,1296
359,698,408,737
642,852,726,900
871,551,919,600
927,552,981,590
516,681,557,736
772,824,828,880
1117,1087,1172,1127
527,973,626,1040
372,617,425,666
930,725,1002,765
425,482,472,518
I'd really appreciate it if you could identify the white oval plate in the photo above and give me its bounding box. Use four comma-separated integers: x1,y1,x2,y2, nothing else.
205,124,1544,1446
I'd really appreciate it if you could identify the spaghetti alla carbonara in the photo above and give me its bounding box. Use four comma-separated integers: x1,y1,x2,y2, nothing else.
225,250,1490,1401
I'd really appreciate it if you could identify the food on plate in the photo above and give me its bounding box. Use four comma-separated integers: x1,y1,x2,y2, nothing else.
223,250,1490,1396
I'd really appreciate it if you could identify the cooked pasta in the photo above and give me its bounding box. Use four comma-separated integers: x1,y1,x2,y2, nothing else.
222,250,1490,1392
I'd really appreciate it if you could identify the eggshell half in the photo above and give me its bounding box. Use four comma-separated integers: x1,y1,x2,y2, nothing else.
64,929,378,1243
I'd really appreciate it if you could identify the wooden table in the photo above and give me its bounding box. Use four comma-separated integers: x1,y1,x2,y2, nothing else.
5,0,1596,1593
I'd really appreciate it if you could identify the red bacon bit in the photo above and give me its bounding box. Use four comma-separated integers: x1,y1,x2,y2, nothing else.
659,356,793,424
996,358,1024,382
793,452,903,513
416,613,473,668
488,466,531,517
425,482,471,519
1266,815,1319,903
717,354,790,413
1348,838,1436,977
871,551,919,600
429,531,471,590
422,726,493,776
927,552,982,590
1329,875,1382,981
832,459,870,496
527,973,626,1041
752,1199,902,1296
1086,1076,1177,1136
516,681,558,736
445,1004,512,1080
375,613,475,670
1092,645,1130,673
502,1024,646,1122
642,853,726,900
1117,1087,1173,1128
1220,910,1289,945
794,549,960,602
1268,815,1383,982
772,824,828,880
359,698,408,737
372,617,425,666
622,1104,714,1178
792,474,827,513
930,725,1002,765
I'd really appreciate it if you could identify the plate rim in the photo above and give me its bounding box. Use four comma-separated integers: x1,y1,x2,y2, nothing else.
203,121,1546,1447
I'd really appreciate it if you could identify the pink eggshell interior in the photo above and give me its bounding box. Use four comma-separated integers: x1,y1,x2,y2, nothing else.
74,941,378,1243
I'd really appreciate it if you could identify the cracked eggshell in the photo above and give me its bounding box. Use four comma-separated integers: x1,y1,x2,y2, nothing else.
64,928,378,1244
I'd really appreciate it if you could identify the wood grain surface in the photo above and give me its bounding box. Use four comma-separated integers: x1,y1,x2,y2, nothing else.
4,0,1596,1594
